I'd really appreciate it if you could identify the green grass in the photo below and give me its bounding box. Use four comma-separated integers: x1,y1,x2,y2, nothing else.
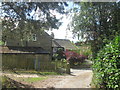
0,41,4,45
2,76,6,84
2,75,47,87
15,70,64,75
22,77,47,83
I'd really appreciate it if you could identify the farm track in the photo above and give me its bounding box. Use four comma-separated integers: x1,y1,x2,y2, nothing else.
54,69,93,88
3,68,93,88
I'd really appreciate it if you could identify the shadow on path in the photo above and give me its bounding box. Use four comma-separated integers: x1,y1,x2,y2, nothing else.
2,75,34,88
71,68,92,70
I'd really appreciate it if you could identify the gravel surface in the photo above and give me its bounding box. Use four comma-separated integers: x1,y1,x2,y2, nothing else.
3,68,93,88
54,69,93,88
30,68,93,88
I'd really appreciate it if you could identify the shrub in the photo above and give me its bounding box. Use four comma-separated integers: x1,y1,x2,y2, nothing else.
93,35,120,88
52,48,65,60
64,49,88,65
69,45,92,58
0,40,4,45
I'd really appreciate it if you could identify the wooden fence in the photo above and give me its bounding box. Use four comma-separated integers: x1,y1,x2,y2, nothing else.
2,54,69,73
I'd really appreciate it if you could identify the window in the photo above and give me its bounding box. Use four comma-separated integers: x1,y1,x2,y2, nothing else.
53,48,57,53
32,34,37,41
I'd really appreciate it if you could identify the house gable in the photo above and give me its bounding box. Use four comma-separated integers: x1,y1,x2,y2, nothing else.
4,31,52,53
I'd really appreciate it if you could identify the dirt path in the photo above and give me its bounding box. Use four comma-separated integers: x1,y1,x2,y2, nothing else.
30,68,93,88
54,69,93,88
3,69,93,88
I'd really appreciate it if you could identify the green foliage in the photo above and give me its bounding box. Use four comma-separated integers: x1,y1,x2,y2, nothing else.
0,41,4,45
70,45,92,57
70,2,120,58
54,59,67,69
52,48,65,60
2,76,17,88
2,75,33,88
93,35,120,88
2,2,68,41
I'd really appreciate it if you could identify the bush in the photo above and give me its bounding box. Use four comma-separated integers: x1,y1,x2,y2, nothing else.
69,45,92,58
93,36,120,88
52,48,65,60
64,49,88,65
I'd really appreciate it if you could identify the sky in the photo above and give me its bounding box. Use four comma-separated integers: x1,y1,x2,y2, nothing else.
0,1,79,42
47,2,79,43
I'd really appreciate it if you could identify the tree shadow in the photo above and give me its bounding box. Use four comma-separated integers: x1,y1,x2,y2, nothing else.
69,73,76,76
2,76,34,88
70,67,92,70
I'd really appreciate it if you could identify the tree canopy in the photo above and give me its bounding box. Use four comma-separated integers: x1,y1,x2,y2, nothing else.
70,2,120,57
2,2,68,42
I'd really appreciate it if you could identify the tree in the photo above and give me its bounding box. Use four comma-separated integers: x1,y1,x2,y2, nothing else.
70,2,120,58
1,2,68,42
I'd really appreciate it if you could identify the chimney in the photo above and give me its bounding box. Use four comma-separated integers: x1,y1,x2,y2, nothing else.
51,32,54,38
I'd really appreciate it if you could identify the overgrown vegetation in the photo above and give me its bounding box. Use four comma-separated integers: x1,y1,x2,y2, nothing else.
0,41,4,45
92,36,120,88
70,2,120,58
64,49,88,66
69,2,120,88
2,76,33,88
52,48,65,60
71,45,92,57
2,76,16,88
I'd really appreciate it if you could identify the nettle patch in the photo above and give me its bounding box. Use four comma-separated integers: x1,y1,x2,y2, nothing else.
64,49,88,65
93,36,120,88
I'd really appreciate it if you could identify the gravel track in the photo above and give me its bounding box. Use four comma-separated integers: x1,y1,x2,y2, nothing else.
3,68,93,88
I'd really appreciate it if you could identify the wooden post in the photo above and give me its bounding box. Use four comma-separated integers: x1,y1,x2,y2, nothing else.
38,56,40,70
34,55,39,71
34,55,37,70
66,61,70,74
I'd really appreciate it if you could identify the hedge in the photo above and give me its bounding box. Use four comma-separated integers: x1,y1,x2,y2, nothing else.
93,35,120,88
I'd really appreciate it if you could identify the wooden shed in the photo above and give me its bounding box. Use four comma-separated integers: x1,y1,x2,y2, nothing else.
1,46,53,71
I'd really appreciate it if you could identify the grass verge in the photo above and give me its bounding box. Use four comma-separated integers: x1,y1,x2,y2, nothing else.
20,77,47,83
3,70,65,75
15,70,64,75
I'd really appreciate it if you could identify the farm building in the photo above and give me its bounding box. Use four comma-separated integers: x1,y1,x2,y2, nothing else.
1,31,55,71
1,30,75,72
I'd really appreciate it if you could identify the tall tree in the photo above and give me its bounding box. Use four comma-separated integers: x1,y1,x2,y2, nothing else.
1,2,68,42
70,2,120,58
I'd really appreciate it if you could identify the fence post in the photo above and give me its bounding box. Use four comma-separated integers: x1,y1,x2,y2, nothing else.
34,55,40,71
34,55,38,70
34,56,37,70
66,61,70,74
38,58,40,70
